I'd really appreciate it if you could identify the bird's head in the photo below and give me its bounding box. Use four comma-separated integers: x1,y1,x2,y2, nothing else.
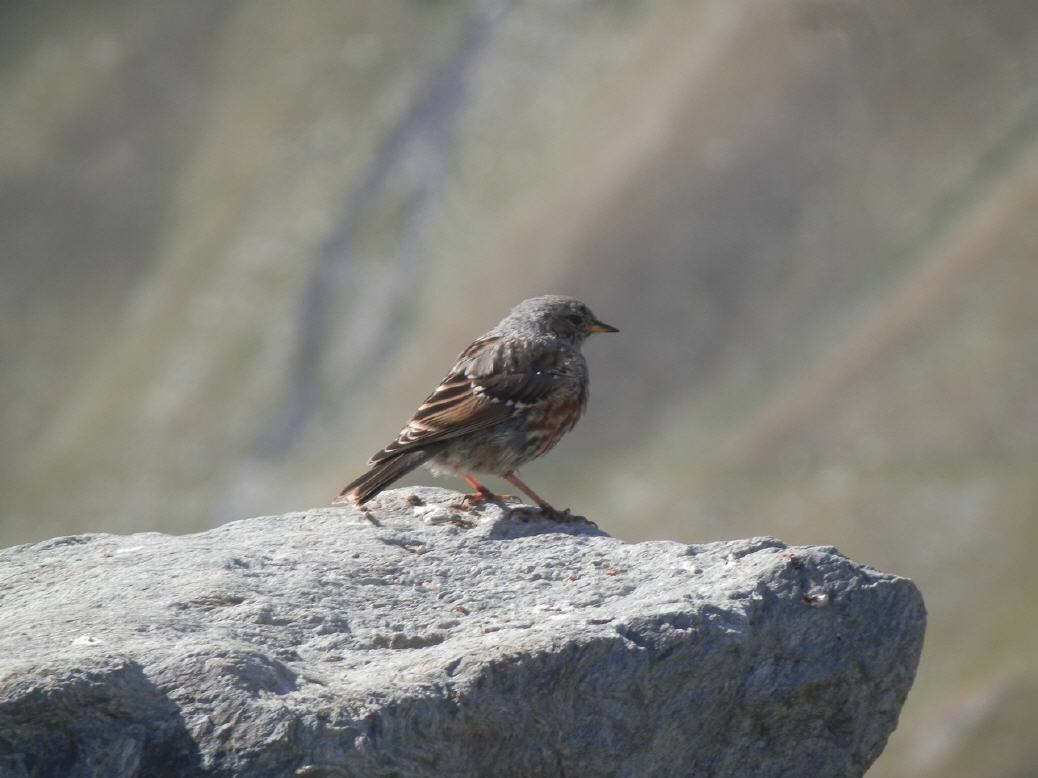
497,295,618,345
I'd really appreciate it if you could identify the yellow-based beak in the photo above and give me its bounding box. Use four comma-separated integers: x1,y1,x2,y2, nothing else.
587,319,619,334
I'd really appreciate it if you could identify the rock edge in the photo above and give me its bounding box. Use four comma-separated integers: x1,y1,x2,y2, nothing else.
0,487,926,777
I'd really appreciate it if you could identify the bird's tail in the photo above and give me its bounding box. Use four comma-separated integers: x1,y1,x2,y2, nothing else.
332,448,437,506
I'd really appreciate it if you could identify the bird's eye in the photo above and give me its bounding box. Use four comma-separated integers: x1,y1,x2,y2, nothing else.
565,314,583,327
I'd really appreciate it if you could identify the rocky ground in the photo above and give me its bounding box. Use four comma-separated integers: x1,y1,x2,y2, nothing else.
0,487,925,777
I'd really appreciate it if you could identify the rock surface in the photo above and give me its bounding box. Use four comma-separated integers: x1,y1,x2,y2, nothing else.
0,487,925,777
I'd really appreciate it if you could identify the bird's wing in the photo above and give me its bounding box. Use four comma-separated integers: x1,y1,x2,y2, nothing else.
370,336,560,462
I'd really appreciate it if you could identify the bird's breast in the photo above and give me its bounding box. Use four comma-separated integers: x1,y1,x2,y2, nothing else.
525,394,587,459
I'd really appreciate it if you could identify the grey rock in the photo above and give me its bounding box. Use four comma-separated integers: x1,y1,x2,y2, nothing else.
0,487,925,777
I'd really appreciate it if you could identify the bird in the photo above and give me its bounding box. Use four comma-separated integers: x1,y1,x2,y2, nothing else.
333,295,618,520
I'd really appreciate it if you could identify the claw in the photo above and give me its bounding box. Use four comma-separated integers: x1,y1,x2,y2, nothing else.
464,490,517,505
460,475,517,507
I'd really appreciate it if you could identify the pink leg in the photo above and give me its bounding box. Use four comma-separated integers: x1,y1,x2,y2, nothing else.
502,473,567,520
462,475,515,503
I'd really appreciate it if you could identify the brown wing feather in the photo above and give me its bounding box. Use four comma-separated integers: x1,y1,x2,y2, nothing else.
370,337,560,463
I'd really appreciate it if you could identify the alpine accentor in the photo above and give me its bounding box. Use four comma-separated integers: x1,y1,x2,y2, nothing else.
334,295,617,520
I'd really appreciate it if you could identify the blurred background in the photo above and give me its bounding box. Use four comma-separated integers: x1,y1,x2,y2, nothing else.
2,1,1036,774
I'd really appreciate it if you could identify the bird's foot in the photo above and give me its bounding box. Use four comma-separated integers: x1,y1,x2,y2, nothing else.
459,490,518,509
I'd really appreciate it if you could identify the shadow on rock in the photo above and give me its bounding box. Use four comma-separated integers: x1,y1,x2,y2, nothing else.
0,656,204,777
488,511,610,540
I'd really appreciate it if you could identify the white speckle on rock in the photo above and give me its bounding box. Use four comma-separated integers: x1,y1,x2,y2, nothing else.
412,504,465,526
804,588,831,608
